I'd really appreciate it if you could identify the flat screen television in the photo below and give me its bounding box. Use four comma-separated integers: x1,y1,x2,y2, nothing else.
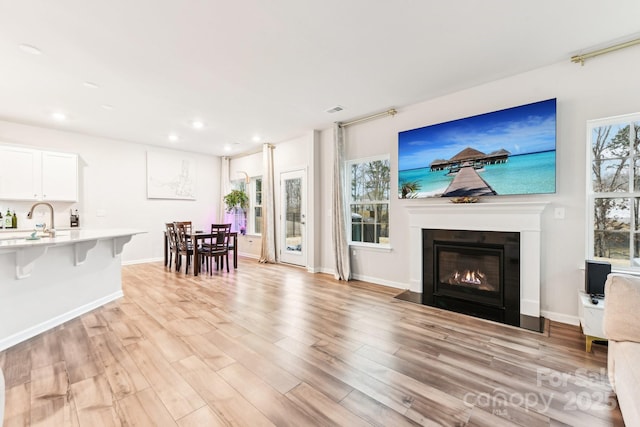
398,98,556,199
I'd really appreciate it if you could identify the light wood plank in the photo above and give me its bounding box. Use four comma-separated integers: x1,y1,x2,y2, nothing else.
116,388,178,427
217,362,316,426
340,389,421,427
176,406,227,427
29,329,63,370
90,331,150,399
173,355,276,427
285,382,371,426
59,319,102,384
205,329,301,394
70,374,121,426
129,314,193,363
126,339,206,420
179,333,235,371
4,383,31,426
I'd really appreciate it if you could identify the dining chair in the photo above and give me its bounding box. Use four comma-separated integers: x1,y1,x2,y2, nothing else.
175,221,195,274
200,223,231,273
165,222,180,271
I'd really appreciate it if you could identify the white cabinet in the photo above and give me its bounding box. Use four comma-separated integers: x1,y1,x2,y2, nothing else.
41,151,78,201
0,145,78,202
0,146,39,200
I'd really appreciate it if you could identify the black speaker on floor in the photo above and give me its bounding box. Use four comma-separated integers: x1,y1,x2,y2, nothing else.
585,260,611,296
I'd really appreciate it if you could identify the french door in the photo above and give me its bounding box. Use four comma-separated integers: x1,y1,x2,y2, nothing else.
280,169,307,266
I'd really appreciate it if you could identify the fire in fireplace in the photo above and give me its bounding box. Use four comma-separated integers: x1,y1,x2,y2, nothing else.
422,229,520,327
448,270,486,287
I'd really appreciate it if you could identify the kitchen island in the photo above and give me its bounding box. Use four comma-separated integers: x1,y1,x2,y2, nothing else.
0,229,143,351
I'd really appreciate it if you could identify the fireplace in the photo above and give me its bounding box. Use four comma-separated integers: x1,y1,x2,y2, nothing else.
423,229,520,327
406,202,547,332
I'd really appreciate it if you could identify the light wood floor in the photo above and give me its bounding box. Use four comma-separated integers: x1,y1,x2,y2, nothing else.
1,259,624,426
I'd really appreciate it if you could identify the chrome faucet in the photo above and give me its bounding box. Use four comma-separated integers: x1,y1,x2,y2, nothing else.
27,202,56,237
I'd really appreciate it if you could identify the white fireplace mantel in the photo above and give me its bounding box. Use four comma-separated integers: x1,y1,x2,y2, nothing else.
407,201,549,319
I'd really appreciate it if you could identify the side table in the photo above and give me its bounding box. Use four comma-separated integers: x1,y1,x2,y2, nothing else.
578,291,606,352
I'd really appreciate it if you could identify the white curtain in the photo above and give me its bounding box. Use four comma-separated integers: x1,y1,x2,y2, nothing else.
260,143,277,263
219,156,231,222
332,123,351,280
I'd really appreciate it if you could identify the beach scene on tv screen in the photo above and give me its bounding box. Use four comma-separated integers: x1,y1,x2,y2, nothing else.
398,98,556,199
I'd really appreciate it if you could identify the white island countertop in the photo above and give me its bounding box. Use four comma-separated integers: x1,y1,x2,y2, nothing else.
0,228,144,248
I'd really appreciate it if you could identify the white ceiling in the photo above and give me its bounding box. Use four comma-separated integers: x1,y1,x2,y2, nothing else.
1,1,639,156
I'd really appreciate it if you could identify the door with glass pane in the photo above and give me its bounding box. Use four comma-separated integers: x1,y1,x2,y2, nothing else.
280,169,307,266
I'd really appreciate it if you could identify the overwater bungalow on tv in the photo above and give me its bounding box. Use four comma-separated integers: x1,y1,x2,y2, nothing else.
430,147,510,174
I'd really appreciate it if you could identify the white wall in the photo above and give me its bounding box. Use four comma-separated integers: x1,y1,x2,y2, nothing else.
318,46,640,324
0,120,221,263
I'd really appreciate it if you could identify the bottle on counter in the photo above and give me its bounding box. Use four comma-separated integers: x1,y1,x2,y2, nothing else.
12,210,17,229
0,210,4,229
4,209,12,229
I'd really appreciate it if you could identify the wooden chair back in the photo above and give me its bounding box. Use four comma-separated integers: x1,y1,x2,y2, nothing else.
200,223,232,273
175,221,193,251
165,222,178,249
206,223,231,252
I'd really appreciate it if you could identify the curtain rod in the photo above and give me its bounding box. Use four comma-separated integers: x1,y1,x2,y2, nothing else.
571,37,640,65
229,143,275,160
339,108,397,128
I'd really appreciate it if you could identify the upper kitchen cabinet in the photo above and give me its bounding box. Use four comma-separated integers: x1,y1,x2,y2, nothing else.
0,145,78,202
41,151,78,201
0,146,39,200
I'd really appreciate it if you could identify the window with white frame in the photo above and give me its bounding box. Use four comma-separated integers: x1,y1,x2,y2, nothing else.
587,114,640,270
348,155,390,246
227,179,246,234
251,177,262,235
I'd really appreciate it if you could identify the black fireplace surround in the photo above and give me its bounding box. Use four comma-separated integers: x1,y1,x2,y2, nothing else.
422,228,521,327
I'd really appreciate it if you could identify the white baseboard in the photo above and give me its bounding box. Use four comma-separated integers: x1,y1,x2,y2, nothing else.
0,291,124,352
351,273,407,290
541,309,580,326
123,257,161,265
238,252,259,260
317,267,335,275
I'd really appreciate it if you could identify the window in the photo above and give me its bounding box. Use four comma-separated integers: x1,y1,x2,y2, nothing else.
348,155,390,246
251,177,262,235
588,114,640,270
227,179,246,234
227,177,263,235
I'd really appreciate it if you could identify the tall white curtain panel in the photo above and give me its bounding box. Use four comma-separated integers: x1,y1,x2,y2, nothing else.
260,143,277,263
332,123,351,280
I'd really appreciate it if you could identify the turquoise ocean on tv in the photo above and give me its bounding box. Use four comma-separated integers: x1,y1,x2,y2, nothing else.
398,150,556,197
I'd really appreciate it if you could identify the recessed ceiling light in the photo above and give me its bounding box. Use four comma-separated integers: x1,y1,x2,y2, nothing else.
192,120,204,129
101,104,114,110
51,112,66,121
252,135,261,142
168,134,179,142
326,105,344,113
19,44,42,55
224,145,232,152
83,81,99,89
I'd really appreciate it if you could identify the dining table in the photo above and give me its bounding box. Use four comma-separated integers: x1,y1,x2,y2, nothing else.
164,229,238,276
